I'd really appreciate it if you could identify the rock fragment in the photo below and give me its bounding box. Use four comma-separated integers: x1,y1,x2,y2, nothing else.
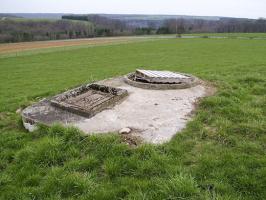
119,127,131,134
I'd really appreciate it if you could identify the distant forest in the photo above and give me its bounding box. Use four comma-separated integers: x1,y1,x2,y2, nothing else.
0,13,266,43
63,14,266,36
0,19,94,43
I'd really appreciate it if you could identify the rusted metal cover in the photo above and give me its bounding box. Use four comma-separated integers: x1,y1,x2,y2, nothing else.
135,69,189,83
50,84,128,118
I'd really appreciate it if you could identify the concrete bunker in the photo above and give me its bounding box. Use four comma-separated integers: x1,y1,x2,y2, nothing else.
21,69,213,144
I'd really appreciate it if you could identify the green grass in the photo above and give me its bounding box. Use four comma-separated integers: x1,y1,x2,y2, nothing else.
0,38,266,199
184,32,266,38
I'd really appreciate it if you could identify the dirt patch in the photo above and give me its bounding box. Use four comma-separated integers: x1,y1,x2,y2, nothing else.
0,37,147,54
186,80,217,118
0,112,7,120
200,80,217,96
121,134,142,147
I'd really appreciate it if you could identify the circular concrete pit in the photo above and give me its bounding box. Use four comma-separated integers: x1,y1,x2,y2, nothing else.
22,70,214,144
124,69,199,90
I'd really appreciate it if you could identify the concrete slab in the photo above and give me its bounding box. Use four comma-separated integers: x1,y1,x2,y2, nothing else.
22,75,213,144
75,77,211,144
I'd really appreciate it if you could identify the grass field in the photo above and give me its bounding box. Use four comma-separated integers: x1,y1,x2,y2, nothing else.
0,37,266,199
184,33,266,38
2,33,266,58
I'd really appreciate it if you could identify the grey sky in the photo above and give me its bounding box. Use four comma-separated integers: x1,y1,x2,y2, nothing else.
1,0,266,19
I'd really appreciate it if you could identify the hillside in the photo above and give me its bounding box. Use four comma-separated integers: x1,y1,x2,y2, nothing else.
0,18,94,43
3,13,66,19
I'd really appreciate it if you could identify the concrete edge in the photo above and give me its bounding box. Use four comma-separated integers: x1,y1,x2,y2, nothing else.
123,72,200,90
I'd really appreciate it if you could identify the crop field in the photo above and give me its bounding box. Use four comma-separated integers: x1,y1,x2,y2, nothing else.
0,37,266,199
0,36,158,56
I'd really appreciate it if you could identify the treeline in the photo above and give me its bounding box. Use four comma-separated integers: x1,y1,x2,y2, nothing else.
63,14,157,36
63,14,266,36
0,19,94,43
63,15,129,36
161,18,266,34
1,14,266,43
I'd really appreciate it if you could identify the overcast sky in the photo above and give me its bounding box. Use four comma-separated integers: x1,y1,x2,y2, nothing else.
1,0,266,19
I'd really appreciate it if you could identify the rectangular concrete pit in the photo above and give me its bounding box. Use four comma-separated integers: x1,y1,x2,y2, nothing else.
50,84,128,118
135,69,190,83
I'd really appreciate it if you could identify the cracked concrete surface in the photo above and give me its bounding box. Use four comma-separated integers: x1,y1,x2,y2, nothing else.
22,76,213,144
74,77,210,144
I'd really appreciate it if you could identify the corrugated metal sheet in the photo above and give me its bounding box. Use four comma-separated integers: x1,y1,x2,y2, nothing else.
135,69,189,83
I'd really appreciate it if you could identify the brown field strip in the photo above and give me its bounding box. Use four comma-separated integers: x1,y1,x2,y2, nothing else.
0,36,150,54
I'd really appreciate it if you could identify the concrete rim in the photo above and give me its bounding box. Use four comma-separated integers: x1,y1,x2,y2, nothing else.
123,72,200,90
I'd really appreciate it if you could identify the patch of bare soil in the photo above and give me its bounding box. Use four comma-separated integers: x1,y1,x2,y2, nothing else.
0,37,143,54
0,112,7,120
186,80,217,118
121,134,142,147
200,80,217,96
